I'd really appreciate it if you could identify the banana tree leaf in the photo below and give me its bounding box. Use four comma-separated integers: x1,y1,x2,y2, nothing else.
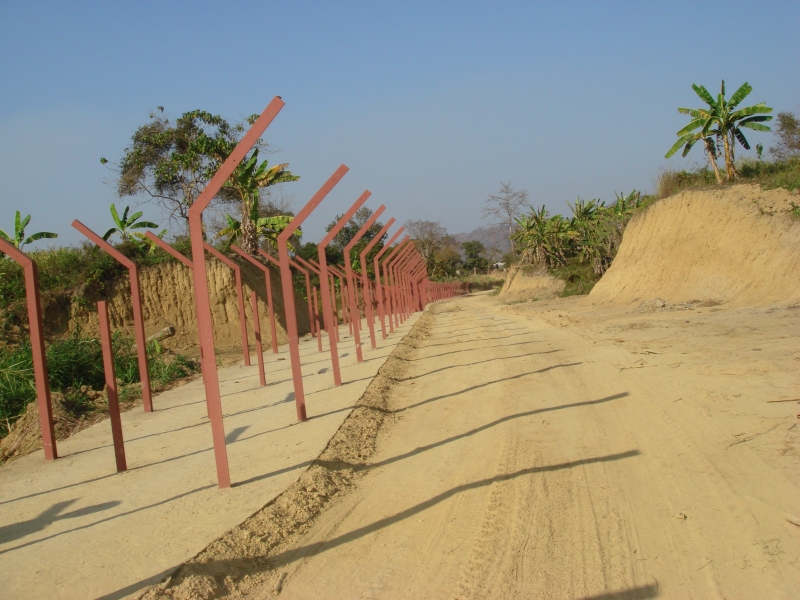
102,228,117,241
676,117,708,136
23,231,58,244
739,121,770,132
110,204,123,230
130,221,160,229
731,104,773,119
732,128,750,149
0,229,12,243
728,82,752,109
681,137,698,157
128,210,144,223
665,133,694,158
692,84,716,107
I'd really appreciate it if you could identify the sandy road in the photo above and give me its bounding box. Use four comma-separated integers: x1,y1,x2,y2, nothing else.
256,293,799,599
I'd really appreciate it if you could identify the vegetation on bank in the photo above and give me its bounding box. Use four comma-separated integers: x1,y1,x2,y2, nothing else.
0,332,198,438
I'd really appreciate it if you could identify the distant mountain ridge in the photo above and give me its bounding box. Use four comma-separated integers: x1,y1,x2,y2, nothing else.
453,223,511,254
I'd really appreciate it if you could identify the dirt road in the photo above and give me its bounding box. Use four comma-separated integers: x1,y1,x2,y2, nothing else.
250,293,799,599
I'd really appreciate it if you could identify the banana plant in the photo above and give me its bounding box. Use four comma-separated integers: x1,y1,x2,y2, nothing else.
102,203,161,245
0,211,57,250
225,148,299,253
666,81,773,180
216,202,300,253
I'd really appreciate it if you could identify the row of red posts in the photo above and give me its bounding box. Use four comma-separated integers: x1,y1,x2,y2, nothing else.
0,96,466,488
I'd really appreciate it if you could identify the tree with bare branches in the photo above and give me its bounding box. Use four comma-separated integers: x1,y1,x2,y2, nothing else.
482,181,530,259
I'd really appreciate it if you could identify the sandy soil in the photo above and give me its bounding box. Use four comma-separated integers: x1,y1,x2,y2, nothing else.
0,317,417,600
229,292,800,600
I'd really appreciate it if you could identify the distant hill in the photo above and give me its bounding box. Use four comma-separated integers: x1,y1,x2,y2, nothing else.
453,223,511,255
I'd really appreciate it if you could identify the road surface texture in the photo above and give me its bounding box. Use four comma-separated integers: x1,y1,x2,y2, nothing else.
236,293,798,600
0,316,418,600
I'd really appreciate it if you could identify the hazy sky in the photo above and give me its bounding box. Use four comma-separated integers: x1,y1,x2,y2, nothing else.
1,1,798,248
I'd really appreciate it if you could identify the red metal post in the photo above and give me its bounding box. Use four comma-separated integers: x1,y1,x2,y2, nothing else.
289,259,316,344
232,245,279,354
204,243,250,367
0,239,57,460
290,255,325,352
381,238,412,333
359,217,395,349
391,243,416,325
188,96,285,489
97,300,127,473
72,221,153,413
311,285,323,352
250,291,266,386
372,227,405,340
315,190,371,384
343,205,385,362
278,165,349,421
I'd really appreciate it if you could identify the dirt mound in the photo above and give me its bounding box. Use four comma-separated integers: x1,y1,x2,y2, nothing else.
499,266,565,301
67,257,307,353
590,185,800,307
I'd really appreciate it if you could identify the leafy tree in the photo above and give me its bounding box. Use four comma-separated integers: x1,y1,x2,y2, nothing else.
222,148,299,253
326,207,386,274
0,211,58,250
102,203,161,245
403,220,451,266
666,81,773,180
482,182,530,258
770,111,800,160
462,240,489,273
104,108,251,230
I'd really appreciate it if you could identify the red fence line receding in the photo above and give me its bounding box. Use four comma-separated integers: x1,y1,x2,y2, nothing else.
373,227,405,340
316,190,371,385
278,165,350,422
359,217,395,349
0,238,57,460
71,220,154,413
231,245,279,355
188,95,285,489
204,242,250,367
343,204,385,363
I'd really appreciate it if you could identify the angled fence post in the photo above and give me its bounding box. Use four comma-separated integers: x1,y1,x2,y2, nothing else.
372,227,405,340
204,243,250,367
72,221,154,413
97,300,127,472
343,205,385,362
290,255,325,352
250,291,266,386
315,190,371,384
188,95,285,489
278,166,349,421
0,239,57,460
359,217,395,349
381,238,411,333
232,245,279,354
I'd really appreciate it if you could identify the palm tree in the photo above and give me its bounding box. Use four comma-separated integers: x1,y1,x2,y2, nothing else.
225,149,299,253
102,203,160,244
0,211,57,250
666,81,773,180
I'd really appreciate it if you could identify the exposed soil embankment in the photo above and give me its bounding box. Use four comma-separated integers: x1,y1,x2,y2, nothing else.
67,257,308,353
590,185,800,306
499,266,565,301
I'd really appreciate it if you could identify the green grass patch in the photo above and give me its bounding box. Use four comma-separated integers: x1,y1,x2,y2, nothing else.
658,158,800,199
550,259,602,297
0,332,198,437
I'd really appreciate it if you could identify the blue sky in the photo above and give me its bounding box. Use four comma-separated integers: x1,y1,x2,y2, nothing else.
1,1,798,247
